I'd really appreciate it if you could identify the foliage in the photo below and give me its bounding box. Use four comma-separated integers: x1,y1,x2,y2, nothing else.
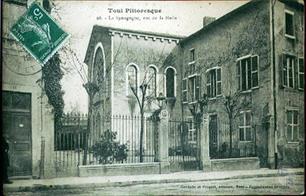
222,93,252,157
187,93,208,127
91,129,128,164
83,82,99,98
42,53,64,132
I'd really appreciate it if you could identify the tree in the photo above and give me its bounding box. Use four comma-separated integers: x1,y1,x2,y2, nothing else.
129,83,147,163
222,92,251,157
187,94,208,129
40,1,67,137
126,47,168,162
186,92,208,168
128,66,163,163
42,53,65,134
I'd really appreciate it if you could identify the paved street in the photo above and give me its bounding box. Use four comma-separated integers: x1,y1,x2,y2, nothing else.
6,175,304,195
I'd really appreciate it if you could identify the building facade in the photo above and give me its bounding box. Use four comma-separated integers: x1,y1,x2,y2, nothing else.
173,0,304,168
2,0,55,178
85,0,304,169
84,26,183,142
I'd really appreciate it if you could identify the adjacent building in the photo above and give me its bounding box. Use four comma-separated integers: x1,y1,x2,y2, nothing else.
172,0,304,168
2,0,55,178
84,26,183,146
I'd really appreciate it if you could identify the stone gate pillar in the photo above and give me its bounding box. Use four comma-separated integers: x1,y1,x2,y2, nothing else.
157,109,170,173
200,115,211,171
267,115,276,169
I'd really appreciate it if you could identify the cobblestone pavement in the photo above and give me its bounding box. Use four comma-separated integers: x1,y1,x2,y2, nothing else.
5,174,304,195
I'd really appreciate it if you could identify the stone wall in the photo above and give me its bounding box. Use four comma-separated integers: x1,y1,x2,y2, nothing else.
79,163,160,177
210,157,260,171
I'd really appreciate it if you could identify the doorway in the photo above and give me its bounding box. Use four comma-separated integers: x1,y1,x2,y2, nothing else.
2,91,32,177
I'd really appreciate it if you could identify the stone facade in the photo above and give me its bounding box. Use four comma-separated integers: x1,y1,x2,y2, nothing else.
172,0,304,168
84,26,183,137
2,0,55,178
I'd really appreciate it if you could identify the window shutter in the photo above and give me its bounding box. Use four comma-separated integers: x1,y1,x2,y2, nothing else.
247,58,252,90
216,68,222,95
186,78,188,101
298,58,304,89
195,75,201,100
294,57,298,89
236,61,241,91
251,56,259,88
182,78,187,102
279,54,285,88
206,72,211,98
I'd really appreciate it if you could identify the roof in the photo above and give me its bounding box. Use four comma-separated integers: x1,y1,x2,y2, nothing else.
180,0,259,45
279,0,304,10
84,25,185,64
180,0,304,45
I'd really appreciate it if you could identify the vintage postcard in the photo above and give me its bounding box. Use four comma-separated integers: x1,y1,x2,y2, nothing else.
2,0,304,195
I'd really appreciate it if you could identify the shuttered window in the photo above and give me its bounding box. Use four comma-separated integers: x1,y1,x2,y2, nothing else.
207,67,221,98
188,75,200,102
282,54,295,88
237,55,259,91
298,58,304,90
182,78,188,103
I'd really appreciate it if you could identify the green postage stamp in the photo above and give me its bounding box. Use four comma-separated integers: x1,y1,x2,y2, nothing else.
10,3,69,65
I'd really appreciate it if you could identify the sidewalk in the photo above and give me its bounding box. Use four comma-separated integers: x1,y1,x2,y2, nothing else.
3,168,304,192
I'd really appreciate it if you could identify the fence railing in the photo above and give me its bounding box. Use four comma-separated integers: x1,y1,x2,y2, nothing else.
168,120,199,163
54,113,87,177
54,113,260,176
54,114,157,170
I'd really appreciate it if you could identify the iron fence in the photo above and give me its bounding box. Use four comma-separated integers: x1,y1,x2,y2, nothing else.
54,113,260,176
54,114,157,174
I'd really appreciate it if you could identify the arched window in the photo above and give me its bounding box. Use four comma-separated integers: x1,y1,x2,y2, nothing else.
165,67,176,97
126,64,138,96
147,65,158,97
92,43,105,84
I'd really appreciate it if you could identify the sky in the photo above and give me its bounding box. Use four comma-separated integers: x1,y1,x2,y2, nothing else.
52,1,248,113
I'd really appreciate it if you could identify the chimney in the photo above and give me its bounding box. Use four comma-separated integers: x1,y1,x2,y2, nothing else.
203,16,216,27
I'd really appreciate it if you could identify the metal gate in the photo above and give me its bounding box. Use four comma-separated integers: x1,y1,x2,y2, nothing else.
168,119,201,172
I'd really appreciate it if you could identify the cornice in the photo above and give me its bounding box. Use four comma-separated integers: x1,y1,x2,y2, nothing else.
108,29,180,44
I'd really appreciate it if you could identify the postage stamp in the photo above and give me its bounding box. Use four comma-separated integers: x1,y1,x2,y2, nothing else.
10,2,69,65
